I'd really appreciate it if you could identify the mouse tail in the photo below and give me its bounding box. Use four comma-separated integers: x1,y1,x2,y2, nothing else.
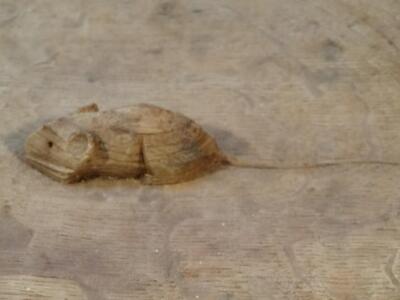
221,154,281,169
222,154,400,170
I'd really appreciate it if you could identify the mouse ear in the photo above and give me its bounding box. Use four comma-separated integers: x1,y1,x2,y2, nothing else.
67,132,99,161
77,103,99,113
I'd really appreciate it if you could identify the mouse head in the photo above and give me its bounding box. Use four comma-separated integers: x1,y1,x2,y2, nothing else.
24,118,99,182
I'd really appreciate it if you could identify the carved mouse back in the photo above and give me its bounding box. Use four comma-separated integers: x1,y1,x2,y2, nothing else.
24,103,227,184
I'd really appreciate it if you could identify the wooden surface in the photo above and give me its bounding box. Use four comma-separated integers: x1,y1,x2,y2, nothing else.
1,0,400,299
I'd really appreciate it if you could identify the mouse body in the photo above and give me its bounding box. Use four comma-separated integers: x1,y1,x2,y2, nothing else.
24,103,226,184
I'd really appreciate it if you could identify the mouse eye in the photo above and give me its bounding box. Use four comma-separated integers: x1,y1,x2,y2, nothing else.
48,141,53,148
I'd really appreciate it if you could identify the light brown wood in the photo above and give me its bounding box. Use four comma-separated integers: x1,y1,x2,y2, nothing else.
0,275,87,300
25,104,225,184
2,0,400,299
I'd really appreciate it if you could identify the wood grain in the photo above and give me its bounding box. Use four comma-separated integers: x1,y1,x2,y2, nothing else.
0,275,87,300
1,0,400,299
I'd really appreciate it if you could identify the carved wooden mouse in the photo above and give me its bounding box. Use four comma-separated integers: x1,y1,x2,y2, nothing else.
24,103,400,185
24,103,228,184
